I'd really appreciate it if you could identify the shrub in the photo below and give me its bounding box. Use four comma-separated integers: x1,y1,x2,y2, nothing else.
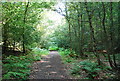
59,48,77,63
59,48,72,56
70,60,103,79
65,58,73,63
3,71,29,80
59,48,77,58
32,48,49,61
2,55,33,80
48,46,59,51
3,48,49,80
70,64,81,75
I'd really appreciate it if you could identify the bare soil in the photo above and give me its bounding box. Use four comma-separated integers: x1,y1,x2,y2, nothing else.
29,51,70,79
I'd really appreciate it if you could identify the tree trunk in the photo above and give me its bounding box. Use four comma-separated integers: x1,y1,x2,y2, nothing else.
85,2,101,65
80,14,84,57
76,8,84,57
65,3,71,48
102,2,115,68
23,2,29,53
110,2,117,68
2,22,8,53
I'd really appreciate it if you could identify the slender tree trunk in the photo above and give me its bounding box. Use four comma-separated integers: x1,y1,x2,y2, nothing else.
76,8,84,57
23,2,29,53
117,2,120,67
85,2,101,65
65,3,71,49
80,14,84,56
110,2,117,68
102,2,114,68
2,23,8,53
81,14,85,52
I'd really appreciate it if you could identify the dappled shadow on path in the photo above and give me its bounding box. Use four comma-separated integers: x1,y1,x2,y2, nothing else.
29,51,69,79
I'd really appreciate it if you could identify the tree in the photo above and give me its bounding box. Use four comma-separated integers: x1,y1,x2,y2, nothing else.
2,2,54,54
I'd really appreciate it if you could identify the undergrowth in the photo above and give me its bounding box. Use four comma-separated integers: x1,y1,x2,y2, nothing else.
70,60,112,79
32,48,49,61
2,55,33,80
48,46,59,51
2,48,49,80
59,48,77,63
59,48,113,79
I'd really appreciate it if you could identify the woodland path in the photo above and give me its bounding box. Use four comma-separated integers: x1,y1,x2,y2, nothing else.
29,51,70,79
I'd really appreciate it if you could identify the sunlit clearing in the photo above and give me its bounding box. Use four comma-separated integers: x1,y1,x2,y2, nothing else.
39,9,66,41
42,10,65,33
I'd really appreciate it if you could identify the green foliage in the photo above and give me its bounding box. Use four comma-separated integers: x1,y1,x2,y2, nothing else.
48,46,59,51
70,60,110,79
2,2,119,79
2,2,54,52
50,23,70,48
32,48,49,61
59,48,77,63
59,48,71,56
70,64,81,75
79,60,101,73
3,48,49,80
2,55,33,80
115,54,120,61
3,72,28,80
59,48,77,58
65,58,73,63
32,48,49,55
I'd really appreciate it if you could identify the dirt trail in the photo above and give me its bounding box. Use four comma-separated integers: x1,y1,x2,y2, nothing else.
29,51,69,79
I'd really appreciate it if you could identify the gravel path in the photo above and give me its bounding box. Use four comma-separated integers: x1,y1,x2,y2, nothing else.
29,51,69,79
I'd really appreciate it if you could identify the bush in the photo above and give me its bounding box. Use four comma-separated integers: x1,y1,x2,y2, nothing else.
70,64,81,75
48,46,59,51
3,48,49,80
32,48,49,55
59,48,77,58
59,48,77,63
3,55,33,80
70,60,103,79
65,58,73,63
32,48,49,61
79,60,101,72
59,49,71,56
59,48,71,56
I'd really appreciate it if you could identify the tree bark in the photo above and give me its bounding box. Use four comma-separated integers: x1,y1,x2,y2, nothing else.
85,2,101,65
102,2,114,68
2,22,8,53
110,2,117,68
65,3,72,50
23,2,29,53
76,7,84,57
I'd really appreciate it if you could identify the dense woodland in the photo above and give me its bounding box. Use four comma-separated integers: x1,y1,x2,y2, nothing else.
1,1,120,80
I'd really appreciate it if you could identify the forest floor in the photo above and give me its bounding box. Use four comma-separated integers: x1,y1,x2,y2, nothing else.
29,51,70,79
29,51,120,80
